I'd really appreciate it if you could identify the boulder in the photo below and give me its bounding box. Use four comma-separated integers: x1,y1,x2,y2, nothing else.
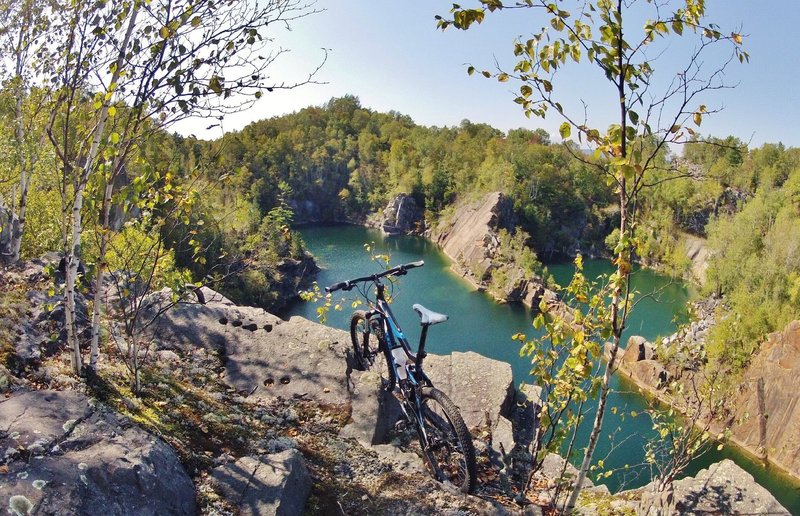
339,369,403,446
511,383,542,451
539,454,593,489
148,291,353,404
490,415,515,467
210,449,311,516
622,336,656,363
423,350,514,431
341,351,515,449
730,320,800,478
0,390,196,515
380,193,424,235
626,359,669,390
636,459,788,515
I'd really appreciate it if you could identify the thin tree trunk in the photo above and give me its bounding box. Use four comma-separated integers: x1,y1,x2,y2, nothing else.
89,175,115,368
565,4,629,510
64,199,84,374
86,4,139,370
9,173,29,263
9,4,31,263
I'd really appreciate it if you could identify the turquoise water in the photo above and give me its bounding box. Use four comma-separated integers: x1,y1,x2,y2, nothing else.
283,225,800,512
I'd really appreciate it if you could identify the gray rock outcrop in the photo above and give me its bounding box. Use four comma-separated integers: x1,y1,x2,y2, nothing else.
636,459,789,515
431,192,514,285
617,336,669,390
683,234,709,285
730,320,800,478
622,336,656,363
0,390,196,515
430,192,560,313
424,351,514,431
210,450,311,516
378,193,424,235
151,288,519,455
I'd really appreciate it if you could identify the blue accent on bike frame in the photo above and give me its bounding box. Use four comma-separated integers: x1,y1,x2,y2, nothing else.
386,316,405,341
379,299,409,347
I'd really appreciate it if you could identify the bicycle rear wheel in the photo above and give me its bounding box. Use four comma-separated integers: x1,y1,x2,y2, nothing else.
418,387,477,493
349,312,395,390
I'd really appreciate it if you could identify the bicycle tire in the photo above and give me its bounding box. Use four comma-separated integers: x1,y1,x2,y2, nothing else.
418,387,477,494
349,312,395,390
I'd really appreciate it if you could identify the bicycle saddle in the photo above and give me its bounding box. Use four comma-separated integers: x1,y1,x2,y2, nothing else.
412,304,448,326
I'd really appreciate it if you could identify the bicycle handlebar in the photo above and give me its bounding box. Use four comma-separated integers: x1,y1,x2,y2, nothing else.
325,260,424,293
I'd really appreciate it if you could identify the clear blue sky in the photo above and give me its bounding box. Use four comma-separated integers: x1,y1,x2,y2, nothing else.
177,1,799,149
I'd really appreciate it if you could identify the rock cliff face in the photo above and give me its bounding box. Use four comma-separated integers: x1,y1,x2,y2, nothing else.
729,320,800,478
430,192,559,311
618,315,800,489
683,233,710,285
374,193,424,235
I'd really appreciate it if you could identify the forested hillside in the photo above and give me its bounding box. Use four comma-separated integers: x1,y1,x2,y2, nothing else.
201,95,615,257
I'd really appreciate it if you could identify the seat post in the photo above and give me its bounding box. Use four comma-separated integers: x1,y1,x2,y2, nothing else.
416,323,430,368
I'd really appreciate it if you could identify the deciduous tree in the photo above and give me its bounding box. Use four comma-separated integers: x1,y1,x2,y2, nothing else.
438,0,746,510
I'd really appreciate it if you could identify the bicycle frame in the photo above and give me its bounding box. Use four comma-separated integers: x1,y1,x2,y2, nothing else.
369,282,432,387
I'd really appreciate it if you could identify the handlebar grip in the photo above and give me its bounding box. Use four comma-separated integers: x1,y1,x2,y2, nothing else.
406,260,424,269
325,281,349,293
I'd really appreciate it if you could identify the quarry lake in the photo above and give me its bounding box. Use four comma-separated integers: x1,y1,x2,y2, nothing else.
283,224,800,511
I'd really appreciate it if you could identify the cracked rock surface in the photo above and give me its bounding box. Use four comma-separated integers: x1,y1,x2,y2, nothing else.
0,390,196,515
210,449,310,516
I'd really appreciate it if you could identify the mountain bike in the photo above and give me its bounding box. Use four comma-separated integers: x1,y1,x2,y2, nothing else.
326,260,477,493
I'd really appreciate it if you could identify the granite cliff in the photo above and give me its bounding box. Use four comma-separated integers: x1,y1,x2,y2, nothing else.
728,320,800,478
429,192,561,312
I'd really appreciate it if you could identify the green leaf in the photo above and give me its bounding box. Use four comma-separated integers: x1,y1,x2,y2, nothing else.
191,16,201,27
559,122,571,139
110,132,120,144
159,26,169,39
209,76,223,95
467,65,475,76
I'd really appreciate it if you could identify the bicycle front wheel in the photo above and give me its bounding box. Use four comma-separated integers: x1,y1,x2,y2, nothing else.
349,312,395,390
418,387,477,493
